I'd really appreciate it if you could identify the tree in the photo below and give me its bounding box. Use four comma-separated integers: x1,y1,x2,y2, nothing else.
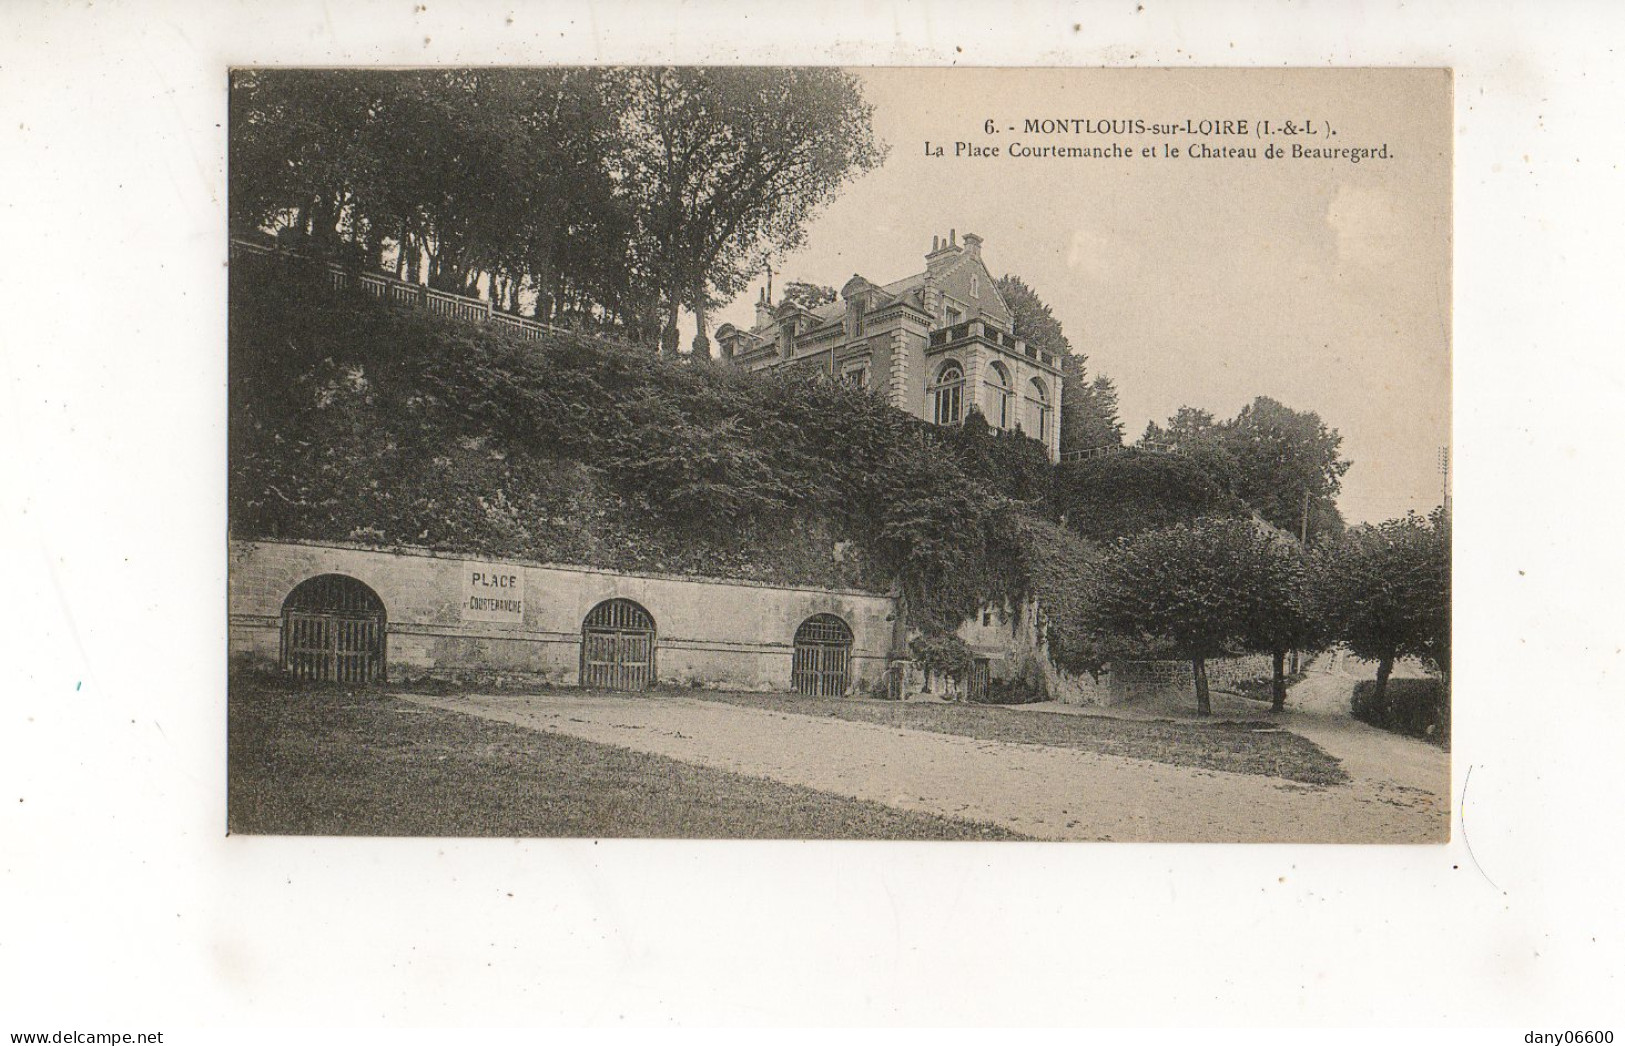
229,69,644,336
614,68,886,355
780,281,837,311
1319,509,1450,703
1055,450,1248,543
997,275,1125,457
1138,397,1351,541
1235,538,1327,711
1069,372,1126,453
996,275,1071,357
1140,406,1220,450
945,408,1055,509
1219,396,1351,540
1085,518,1272,715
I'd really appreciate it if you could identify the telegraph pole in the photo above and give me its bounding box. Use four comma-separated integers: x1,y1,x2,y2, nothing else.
1438,446,1450,517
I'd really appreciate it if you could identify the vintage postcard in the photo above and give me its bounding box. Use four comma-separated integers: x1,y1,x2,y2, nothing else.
226,66,1451,843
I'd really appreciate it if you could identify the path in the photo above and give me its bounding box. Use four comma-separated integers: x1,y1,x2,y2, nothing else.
398,686,1449,843
1278,653,1450,824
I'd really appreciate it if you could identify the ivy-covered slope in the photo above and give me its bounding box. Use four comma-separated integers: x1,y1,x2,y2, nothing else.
229,260,1062,623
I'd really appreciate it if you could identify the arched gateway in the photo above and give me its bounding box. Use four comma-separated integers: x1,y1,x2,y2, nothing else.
580,599,657,690
279,574,386,683
792,614,854,697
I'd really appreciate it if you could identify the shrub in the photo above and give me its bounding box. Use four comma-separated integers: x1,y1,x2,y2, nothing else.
1350,677,1450,748
229,260,1047,616
908,633,974,677
1055,450,1248,543
975,657,1049,705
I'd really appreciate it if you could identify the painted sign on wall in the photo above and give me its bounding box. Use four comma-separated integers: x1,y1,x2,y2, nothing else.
462,564,525,623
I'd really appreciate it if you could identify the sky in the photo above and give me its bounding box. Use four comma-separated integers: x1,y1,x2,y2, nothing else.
715,68,1452,525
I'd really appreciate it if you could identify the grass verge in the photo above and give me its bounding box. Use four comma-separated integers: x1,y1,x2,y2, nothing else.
228,676,1025,839
685,691,1348,786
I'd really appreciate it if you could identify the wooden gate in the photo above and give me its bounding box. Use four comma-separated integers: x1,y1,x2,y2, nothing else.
966,657,991,703
279,574,386,683
580,599,656,690
792,614,853,697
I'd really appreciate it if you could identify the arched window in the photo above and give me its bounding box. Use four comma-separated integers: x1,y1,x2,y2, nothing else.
792,614,854,697
1026,377,1052,444
280,574,386,683
985,361,1013,429
931,360,965,426
580,598,657,690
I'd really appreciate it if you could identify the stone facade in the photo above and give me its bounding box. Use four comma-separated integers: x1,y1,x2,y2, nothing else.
715,230,1065,462
229,539,897,691
231,539,1278,704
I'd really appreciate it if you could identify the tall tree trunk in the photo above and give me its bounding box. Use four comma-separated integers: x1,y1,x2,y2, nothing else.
691,280,711,356
1271,648,1288,713
1374,654,1395,705
531,256,553,322
1192,656,1211,716
660,282,683,355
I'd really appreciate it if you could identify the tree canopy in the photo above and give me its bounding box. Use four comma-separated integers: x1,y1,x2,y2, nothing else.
610,67,885,354
1055,450,1248,543
996,275,1071,357
1140,397,1350,540
781,281,838,311
1319,508,1450,700
1068,372,1126,454
996,274,1124,457
1234,538,1326,710
1084,518,1284,715
229,67,885,352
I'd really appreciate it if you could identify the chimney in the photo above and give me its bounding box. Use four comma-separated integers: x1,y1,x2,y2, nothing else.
754,287,774,330
950,229,957,247
962,232,983,259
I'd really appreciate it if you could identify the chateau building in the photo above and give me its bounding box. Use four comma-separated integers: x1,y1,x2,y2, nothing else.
715,230,1065,462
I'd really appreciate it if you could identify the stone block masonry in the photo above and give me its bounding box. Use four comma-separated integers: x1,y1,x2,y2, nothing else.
229,539,897,691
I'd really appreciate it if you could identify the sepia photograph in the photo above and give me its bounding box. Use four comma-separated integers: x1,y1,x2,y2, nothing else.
14,0,1625,1033
226,66,1451,844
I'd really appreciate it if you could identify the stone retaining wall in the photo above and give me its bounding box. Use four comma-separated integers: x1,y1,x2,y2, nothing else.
229,539,897,691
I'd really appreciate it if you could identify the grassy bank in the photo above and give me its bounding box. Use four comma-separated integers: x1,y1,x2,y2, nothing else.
685,691,1348,786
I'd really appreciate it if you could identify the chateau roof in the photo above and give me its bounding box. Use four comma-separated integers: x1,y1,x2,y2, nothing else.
748,231,1007,334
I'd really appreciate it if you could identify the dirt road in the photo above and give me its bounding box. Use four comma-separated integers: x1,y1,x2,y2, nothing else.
400,680,1449,843
1280,654,1450,825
